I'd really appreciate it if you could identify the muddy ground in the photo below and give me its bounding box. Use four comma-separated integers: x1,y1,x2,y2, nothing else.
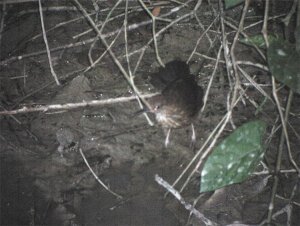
1,1,300,226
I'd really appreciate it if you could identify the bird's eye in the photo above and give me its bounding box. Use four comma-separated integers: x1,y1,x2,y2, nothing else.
154,105,160,111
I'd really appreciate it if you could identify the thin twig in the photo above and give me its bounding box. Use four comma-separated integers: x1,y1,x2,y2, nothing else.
188,15,219,63
79,148,122,199
137,0,164,66
155,174,217,226
267,77,300,224
85,0,123,72
0,3,6,59
261,0,270,48
0,0,43,4
38,0,60,85
0,93,159,115
201,45,222,112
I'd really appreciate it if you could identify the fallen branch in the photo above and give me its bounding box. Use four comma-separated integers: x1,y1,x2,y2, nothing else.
0,93,159,115
155,174,217,226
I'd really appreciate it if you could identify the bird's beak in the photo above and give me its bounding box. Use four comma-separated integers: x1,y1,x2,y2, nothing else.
131,108,151,118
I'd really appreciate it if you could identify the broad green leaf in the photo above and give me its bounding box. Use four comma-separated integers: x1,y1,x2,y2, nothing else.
240,34,279,48
225,0,244,9
268,40,300,94
200,121,266,193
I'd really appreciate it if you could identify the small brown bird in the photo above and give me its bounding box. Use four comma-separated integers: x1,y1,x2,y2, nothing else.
146,60,203,147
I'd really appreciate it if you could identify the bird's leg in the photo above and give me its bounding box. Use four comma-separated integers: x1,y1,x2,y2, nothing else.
190,123,196,150
164,128,171,148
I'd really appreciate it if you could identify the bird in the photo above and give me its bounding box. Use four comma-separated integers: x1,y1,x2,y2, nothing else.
146,60,203,147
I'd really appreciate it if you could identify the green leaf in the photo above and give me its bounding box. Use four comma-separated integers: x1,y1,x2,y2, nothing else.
268,40,300,94
225,0,244,9
240,34,279,48
200,121,266,193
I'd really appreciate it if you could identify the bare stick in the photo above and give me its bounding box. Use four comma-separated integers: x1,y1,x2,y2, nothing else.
0,93,159,115
79,148,122,199
281,0,298,28
261,0,270,48
138,0,164,66
0,3,6,58
201,45,222,112
38,0,60,85
188,15,218,63
155,174,217,226
0,0,42,4
267,77,300,224
261,204,293,226
238,66,274,104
